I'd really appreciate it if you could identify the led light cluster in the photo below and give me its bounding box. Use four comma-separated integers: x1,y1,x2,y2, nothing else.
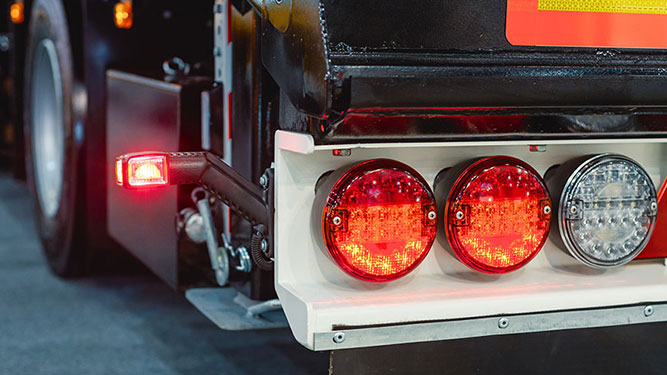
444,157,552,274
315,153,660,282
318,160,437,282
555,154,658,268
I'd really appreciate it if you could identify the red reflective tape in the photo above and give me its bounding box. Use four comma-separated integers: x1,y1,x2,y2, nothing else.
227,0,233,44
227,92,233,140
507,0,667,49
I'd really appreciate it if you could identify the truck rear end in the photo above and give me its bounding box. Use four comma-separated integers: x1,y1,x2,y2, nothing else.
7,0,667,366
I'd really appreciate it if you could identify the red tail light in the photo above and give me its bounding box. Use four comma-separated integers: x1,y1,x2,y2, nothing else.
116,154,169,188
440,156,551,274
315,159,437,282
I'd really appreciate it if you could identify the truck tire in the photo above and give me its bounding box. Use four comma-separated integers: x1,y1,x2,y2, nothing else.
23,0,86,276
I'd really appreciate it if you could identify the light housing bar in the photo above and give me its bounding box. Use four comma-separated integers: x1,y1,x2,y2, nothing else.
436,156,551,274
547,154,658,268
313,159,437,282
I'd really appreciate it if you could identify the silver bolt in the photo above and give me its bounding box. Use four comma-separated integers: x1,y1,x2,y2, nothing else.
569,205,578,215
543,205,552,215
259,175,268,188
644,305,654,317
332,332,346,344
332,216,342,226
651,202,658,212
498,317,509,329
455,211,464,220
260,239,268,253
427,211,437,220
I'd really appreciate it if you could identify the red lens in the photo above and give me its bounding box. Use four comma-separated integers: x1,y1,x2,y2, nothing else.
127,155,168,187
322,160,437,282
445,157,551,274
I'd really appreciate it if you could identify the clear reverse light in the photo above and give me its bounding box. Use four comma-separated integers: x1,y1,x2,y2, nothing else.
559,154,658,268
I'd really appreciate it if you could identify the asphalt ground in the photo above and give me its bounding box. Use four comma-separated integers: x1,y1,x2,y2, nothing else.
0,173,328,375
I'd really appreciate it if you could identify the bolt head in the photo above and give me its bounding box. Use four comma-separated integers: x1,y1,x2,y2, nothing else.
569,205,578,214
333,332,346,344
332,216,342,226
427,211,437,221
651,202,658,212
455,211,464,220
260,239,268,252
498,317,509,329
543,205,552,215
259,175,268,188
644,305,654,317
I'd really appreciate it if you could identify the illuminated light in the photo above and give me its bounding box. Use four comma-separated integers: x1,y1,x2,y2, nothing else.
319,159,437,282
127,155,168,187
550,154,657,268
114,1,133,29
10,2,24,24
443,157,551,274
115,157,123,186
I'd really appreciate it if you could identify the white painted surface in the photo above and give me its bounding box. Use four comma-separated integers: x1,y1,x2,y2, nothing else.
274,130,667,349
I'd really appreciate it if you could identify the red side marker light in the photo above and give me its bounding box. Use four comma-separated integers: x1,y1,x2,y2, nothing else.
116,153,169,188
127,155,168,187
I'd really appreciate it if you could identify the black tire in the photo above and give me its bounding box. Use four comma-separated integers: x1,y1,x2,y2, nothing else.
24,0,86,276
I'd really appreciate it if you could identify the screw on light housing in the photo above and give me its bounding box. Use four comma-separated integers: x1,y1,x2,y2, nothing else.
547,154,658,268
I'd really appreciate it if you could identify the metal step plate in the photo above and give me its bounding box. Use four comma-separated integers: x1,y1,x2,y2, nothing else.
186,288,288,331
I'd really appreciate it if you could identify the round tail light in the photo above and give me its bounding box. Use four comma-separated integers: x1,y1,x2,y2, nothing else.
314,159,437,282
438,156,552,274
547,154,658,268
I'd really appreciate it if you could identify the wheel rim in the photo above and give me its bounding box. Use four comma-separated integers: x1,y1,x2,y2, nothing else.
31,38,65,219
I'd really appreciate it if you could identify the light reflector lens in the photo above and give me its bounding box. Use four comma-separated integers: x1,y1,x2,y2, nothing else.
127,155,168,187
114,1,133,29
321,160,437,282
446,157,551,274
115,157,123,186
10,2,24,24
558,154,657,267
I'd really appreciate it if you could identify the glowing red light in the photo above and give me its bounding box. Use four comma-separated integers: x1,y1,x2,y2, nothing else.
445,157,551,274
322,160,437,282
127,155,168,187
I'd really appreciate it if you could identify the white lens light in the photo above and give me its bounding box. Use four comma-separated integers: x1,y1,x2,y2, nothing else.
559,154,658,268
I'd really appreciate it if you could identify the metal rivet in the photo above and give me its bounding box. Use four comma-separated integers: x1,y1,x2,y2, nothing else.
427,211,437,220
544,205,551,215
651,202,658,212
333,331,346,344
332,216,342,226
260,239,268,252
644,305,654,317
455,211,464,220
569,205,578,215
498,317,509,329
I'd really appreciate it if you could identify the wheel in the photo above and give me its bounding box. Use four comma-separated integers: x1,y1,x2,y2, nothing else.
23,0,85,276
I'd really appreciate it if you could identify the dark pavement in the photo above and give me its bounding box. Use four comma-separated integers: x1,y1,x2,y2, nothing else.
0,173,328,375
